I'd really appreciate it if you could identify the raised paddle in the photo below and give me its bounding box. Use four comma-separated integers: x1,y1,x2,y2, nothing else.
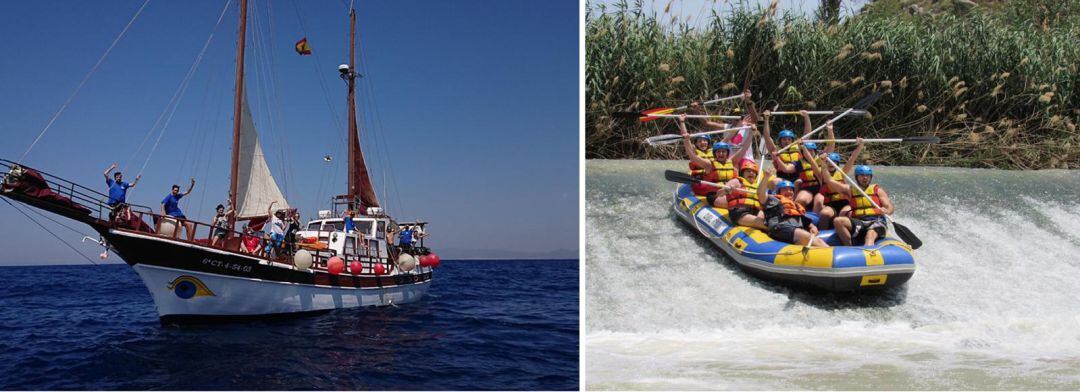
800,136,941,144
663,170,753,193
614,93,745,122
767,110,870,117
822,158,923,249
777,92,882,153
643,126,748,146
635,113,742,121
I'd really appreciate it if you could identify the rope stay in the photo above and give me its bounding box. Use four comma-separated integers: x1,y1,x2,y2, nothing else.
131,0,234,177
19,0,153,164
1,198,98,265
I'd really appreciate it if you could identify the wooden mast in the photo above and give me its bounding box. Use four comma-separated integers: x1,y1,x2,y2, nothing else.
228,0,249,230
346,9,358,210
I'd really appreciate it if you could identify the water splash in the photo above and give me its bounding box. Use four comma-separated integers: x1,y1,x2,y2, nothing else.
586,160,1080,389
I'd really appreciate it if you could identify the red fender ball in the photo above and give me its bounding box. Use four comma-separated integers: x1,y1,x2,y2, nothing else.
429,253,441,267
349,261,363,275
328,256,344,275
374,263,386,276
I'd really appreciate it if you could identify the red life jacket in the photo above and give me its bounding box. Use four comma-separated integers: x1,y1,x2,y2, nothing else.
777,194,806,217
819,170,847,202
690,160,736,196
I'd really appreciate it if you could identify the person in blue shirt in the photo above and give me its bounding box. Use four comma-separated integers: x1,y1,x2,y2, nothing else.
398,225,414,253
342,209,356,233
160,178,196,240
103,163,140,208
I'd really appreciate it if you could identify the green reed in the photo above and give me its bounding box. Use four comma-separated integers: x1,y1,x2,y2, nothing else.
586,0,1079,169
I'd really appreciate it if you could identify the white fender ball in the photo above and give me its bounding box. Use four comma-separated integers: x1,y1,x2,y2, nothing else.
396,253,416,272
293,249,313,270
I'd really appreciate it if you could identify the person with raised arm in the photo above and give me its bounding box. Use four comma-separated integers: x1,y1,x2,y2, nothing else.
103,163,140,220
771,121,838,208
679,114,754,208
264,201,287,258
762,110,811,184
160,178,195,240
805,144,894,246
814,138,865,229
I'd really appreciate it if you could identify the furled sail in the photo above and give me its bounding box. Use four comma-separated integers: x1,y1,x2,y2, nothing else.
348,117,379,209
235,96,289,219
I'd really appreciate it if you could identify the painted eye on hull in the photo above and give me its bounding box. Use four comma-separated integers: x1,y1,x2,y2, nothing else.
167,276,216,299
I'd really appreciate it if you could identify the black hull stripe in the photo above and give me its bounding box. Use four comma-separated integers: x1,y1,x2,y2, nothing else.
107,230,432,288
159,309,335,325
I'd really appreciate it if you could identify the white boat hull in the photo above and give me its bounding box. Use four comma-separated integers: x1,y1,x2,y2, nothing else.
132,264,431,319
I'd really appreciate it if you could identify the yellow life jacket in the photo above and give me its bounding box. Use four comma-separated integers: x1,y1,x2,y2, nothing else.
711,160,736,182
688,148,714,177
777,146,801,165
695,148,712,160
726,176,761,210
798,155,820,187
820,170,847,202
849,183,883,218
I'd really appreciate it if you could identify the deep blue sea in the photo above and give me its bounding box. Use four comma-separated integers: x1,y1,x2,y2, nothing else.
0,260,579,390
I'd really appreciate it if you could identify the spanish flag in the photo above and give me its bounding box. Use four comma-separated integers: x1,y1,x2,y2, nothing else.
295,37,312,55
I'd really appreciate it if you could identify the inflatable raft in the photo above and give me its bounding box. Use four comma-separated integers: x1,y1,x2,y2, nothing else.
672,183,915,291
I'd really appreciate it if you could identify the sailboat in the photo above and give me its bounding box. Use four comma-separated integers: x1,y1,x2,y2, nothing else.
0,1,438,322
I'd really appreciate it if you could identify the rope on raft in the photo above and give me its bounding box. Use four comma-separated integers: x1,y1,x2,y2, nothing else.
686,197,907,257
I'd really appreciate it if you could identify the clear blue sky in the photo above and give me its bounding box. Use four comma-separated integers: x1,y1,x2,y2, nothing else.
0,0,579,264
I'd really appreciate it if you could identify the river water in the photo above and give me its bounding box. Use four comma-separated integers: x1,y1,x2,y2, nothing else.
586,159,1080,390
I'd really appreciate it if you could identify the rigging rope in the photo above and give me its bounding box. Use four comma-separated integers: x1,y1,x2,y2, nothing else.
130,0,233,177
19,0,152,164
356,26,405,215
1,198,98,265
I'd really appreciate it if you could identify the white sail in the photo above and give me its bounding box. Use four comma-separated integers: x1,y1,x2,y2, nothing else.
235,96,289,219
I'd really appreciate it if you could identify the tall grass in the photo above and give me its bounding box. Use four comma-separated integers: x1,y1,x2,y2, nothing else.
586,0,1080,169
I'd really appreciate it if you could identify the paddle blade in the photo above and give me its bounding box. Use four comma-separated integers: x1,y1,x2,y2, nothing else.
643,134,683,146
852,91,883,110
639,107,675,122
664,170,699,185
902,136,941,144
891,221,922,250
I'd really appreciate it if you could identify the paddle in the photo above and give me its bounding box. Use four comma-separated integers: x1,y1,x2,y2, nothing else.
633,113,742,121
768,110,870,117
613,93,745,122
777,92,882,153
663,170,750,193
643,125,748,146
822,158,922,249
800,136,940,144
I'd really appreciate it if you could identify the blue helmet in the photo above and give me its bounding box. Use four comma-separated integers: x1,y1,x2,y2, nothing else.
855,165,873,176
775,180,796,192
828,152,842,163
713,141,731,152
693,135,710,144
778,130,796,140
803,142,819,151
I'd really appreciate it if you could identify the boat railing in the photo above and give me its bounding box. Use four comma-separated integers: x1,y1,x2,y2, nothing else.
117,209,401,275
1,159,405,276
0,158,156,222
